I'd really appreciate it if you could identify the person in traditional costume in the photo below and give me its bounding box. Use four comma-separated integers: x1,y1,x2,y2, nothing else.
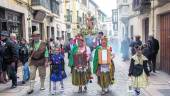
68,35,91,93
93,36,115,95
93,32,104,48
50,47,66,95
128,45,150,96
27,31,49,94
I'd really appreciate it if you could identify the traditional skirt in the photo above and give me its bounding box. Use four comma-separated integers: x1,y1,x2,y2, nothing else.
87,62,92,80
132,71,148,88
72,68,88,86
97,72,111,88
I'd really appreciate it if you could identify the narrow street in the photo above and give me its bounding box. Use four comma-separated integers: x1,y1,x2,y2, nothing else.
0,54,169,96
0,54,133,96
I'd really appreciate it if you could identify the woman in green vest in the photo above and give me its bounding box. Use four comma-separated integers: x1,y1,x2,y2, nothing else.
93,36,115,95
68,34,91,93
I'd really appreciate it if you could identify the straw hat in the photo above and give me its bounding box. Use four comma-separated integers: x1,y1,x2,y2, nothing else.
32,31,40,36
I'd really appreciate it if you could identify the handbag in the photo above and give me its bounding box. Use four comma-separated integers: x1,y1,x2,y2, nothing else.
132,64,143,77
23,62,30,81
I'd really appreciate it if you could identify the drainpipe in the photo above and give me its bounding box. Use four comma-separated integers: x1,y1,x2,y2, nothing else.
152,0,155,36
27,0,32,42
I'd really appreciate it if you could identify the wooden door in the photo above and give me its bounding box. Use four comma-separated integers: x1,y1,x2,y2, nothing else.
160,13,170,74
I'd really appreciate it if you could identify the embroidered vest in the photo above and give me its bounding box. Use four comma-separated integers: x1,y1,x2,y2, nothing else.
73,48,87,69
30,42,46,66
98,48,111,65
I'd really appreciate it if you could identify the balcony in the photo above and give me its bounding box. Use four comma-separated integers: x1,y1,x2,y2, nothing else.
157,0,170,7
31,0,60,16
31,0,51,13
133,0,151,14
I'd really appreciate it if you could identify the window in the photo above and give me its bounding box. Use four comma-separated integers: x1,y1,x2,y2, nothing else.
32,0,51,10
51,0,60,15
66,9,72,22
57,25,60,37
51,27,55,39
82,0,87,6
123,0,127,3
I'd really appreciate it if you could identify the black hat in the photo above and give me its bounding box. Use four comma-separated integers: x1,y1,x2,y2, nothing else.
98,32,104,35
0,31,9,37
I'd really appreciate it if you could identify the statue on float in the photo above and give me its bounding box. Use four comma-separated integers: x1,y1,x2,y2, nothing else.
86,12,95,35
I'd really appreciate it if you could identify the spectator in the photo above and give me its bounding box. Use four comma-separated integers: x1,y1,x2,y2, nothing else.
49,38,55,54
0,39,5,83
93,32,104,48
10,33,19,75
142,43,152,72
66,38,75,58
130,36,142,55
121,37,130,61
1,31,18,88
129,37,135,55
148,36,159,73
55,37,60,48
85,34,94,51
19,38,30,84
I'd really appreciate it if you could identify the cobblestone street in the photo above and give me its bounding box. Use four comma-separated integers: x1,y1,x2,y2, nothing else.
0,54,132,96
1,54,170,96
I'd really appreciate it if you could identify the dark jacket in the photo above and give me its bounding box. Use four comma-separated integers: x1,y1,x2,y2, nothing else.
0,41,5,71
129,40,142,55
148,38,159,55
128,58,150,77
2,38,18,63
19,44,29,64
152,38,159,54
142,47,152,60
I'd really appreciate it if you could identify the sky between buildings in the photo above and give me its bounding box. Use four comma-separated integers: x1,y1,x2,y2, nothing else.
93,0,117,17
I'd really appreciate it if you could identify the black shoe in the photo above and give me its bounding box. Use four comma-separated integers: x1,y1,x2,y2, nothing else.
11,85,17,89
84,86,87,92
22,81,26,84
78,87,82,93
27,90,34,94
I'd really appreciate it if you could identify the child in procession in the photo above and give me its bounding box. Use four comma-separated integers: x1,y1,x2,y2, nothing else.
50,47,66,95
128,45,150,96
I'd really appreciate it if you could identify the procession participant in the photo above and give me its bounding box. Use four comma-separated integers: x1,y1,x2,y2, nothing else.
48,38,55,54
128,45,150,96
93,32,104,48
27,31,49,94
50,47,66,95
68,34,91,93
93,36,115,95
